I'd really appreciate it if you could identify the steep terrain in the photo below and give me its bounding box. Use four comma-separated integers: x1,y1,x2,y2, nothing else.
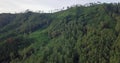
0,3,120,63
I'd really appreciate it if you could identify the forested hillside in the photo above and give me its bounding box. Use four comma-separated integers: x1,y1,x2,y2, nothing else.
0,3,120,63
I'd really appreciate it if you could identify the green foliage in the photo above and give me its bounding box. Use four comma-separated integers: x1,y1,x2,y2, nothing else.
0,3,120,63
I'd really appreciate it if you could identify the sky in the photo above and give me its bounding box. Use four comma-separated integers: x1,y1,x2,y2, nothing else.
0,0,120,13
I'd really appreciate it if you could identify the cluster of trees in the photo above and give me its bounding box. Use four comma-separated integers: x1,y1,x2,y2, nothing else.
0,3,120,63
0,10,52,63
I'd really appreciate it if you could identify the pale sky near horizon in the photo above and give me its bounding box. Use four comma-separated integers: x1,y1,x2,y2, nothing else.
0,0,120,13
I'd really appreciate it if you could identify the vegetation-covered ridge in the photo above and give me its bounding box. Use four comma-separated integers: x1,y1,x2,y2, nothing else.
0,3,120,63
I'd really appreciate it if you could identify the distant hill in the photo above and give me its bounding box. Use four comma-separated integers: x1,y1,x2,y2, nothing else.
0,3,120,63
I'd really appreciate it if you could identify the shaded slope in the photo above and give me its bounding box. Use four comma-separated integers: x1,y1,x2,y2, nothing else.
0,3,120,63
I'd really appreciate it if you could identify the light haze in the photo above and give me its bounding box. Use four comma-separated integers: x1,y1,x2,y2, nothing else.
0,0,120,13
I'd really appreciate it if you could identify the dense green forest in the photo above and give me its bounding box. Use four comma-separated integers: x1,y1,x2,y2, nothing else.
0,3,120,63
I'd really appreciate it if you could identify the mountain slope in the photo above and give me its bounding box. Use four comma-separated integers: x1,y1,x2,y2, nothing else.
0,3,120,63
